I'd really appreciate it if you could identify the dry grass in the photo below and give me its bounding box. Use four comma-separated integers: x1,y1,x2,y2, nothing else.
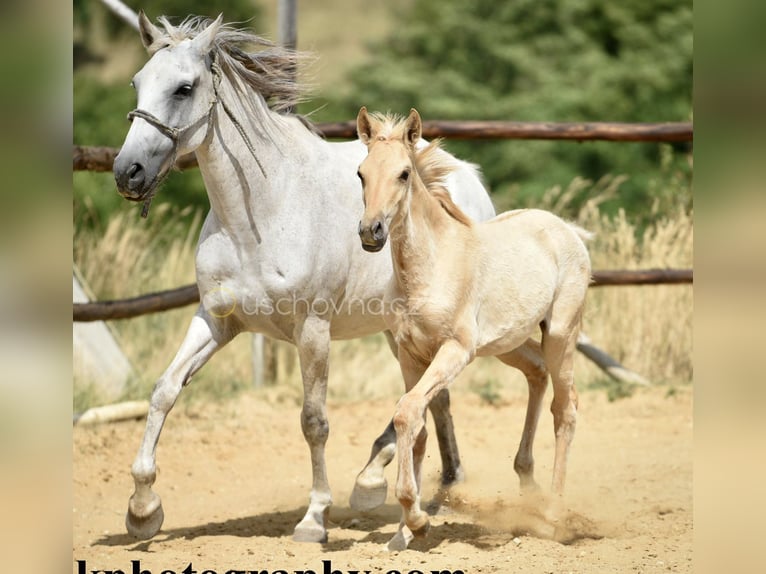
73,204,254,410
73,185,692,411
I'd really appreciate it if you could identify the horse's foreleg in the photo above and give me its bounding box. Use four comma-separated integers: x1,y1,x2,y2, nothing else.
292,314,333,543
391,340,471,548
126,311,230,539
350,330,465,512
497,339,549,493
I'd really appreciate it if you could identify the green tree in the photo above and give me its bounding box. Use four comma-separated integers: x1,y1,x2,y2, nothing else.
328,0,692,221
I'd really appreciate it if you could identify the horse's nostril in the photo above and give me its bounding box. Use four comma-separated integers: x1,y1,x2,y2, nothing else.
128,163,144,180
372,221,384,239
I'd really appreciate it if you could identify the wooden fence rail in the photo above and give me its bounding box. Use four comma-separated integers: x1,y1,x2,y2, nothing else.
73,121,692,172
72,268,692,322
315,120,693,142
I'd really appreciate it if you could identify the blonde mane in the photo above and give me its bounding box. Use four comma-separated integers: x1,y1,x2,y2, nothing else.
414,141,473,227
371,113,473,227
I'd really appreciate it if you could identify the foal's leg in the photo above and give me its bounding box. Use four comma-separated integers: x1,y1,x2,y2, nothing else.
126,310,233,539
350,330,465,512
496,340,549,492
292,314,334,543
386,345,428,551
392,340,472,546
541,308,583,497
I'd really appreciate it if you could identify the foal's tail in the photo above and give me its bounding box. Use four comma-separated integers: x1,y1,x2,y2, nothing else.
567,222,595,243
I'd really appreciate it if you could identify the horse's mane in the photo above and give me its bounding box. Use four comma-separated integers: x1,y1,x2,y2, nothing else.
150,15,310,113
369,113,472,227
413,140,473,227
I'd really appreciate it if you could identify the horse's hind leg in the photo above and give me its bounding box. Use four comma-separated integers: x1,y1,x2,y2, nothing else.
496,339,549,493
126,310,232,539
541,304,584,497
350,388,464,512
429,387,465,487
349,419,397,512
350,331,464,512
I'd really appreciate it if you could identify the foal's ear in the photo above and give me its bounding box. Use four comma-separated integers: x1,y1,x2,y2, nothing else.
405,108,422,146
138,10,163,51
192,13,224,54
357,106,374,146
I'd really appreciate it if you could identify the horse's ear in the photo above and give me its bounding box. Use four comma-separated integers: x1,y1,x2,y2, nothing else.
138,10,163,51
405,108,422,146
357,106,374,146
192,13,224,53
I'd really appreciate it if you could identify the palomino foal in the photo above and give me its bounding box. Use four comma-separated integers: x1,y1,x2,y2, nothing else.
356,108,591,550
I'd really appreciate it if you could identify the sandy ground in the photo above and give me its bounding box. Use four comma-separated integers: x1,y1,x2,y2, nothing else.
73,385,692,573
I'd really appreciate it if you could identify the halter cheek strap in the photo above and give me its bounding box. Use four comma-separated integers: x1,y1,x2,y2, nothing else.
126,63,266,218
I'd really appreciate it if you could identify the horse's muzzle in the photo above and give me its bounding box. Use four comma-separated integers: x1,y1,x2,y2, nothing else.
114,162,148,201
113,148,152,200
358,219,388,252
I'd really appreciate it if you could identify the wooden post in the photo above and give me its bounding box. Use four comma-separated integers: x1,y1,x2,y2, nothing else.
278,0,297,50
98,0,139,30
278,0,297,115
247,0,298,388
252,333,265,388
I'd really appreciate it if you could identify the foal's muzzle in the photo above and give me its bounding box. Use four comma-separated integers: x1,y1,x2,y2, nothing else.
358,219,388,252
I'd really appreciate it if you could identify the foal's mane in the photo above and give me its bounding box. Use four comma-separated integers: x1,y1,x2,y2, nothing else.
149,15,309,113
414,141,474,226
373,113,472,227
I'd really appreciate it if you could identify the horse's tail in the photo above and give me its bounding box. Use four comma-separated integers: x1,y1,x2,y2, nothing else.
567,222,595,243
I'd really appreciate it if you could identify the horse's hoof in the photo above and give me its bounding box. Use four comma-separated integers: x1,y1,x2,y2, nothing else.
349,477,388,512
386,527,413,552
125,501,164,540
292,520,328,543
410,517,431,538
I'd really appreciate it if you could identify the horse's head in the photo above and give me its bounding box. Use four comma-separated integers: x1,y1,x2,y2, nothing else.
355,107,422,252
114,11,222,205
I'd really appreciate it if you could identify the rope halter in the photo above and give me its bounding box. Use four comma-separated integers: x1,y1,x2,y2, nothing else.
126,62,268,218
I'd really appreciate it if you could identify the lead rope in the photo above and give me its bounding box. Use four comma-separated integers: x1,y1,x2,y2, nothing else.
213,62,268,180
126,62,266,218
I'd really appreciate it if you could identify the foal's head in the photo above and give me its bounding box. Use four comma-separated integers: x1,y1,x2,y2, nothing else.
355,107,423,252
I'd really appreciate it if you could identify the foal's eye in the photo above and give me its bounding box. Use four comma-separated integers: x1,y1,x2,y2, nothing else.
399,169,410,182
174,84,193,97
357,171,365,185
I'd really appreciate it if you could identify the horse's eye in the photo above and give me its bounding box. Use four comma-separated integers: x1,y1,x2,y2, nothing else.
357,171,365,185
174,84,193,97
399,169,410,182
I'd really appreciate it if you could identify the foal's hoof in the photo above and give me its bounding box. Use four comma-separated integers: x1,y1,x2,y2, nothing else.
292,520,328,543
125,496,164,540
349,476,388,512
